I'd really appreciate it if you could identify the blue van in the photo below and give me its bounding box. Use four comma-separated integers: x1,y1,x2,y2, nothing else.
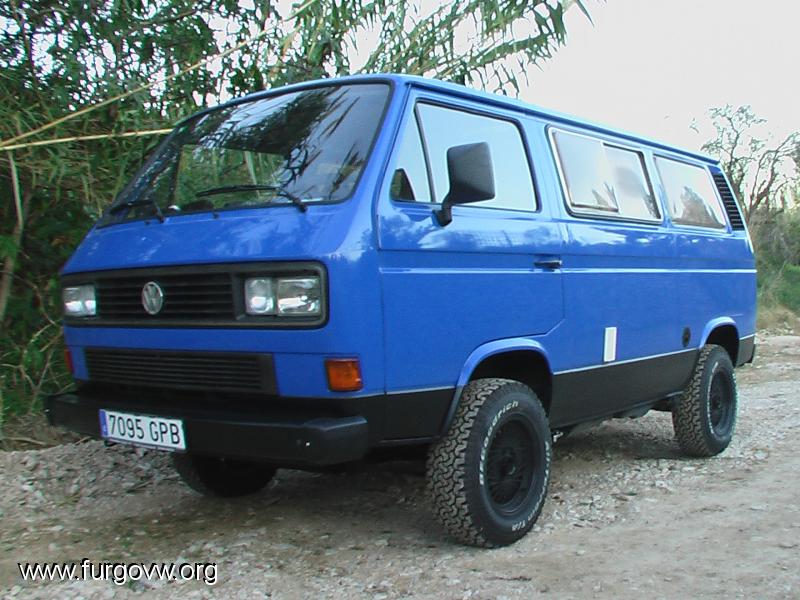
47,74,756,547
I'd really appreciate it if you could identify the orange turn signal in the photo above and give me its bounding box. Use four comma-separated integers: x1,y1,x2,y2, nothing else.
325,358,362,392
64,348,74,375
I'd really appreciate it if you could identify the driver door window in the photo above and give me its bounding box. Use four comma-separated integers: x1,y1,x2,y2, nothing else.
389,103,536,212
416,103,536,212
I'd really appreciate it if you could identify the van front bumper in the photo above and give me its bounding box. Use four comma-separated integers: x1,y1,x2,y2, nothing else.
45,392,369,467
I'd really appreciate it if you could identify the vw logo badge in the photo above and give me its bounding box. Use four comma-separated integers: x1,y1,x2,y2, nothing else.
141,281,164,315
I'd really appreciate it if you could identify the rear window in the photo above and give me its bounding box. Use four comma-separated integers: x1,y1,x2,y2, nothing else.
552,129,660,222
655,157,727,229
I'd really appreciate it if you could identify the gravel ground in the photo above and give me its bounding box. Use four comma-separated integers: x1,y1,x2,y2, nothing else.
1,334,799,599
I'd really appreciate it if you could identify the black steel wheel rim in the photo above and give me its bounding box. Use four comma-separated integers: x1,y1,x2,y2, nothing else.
485,418,537,516
709,370,734,434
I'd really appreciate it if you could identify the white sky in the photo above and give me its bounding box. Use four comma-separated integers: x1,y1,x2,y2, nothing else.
522,0,800,153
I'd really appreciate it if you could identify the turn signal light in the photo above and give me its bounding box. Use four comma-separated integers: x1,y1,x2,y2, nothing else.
325,358,362,392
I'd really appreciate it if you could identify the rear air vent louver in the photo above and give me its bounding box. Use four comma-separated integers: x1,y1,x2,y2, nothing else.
712,172,746,230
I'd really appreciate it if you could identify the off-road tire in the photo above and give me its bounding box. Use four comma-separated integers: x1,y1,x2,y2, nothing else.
427,378,551,547
672,344,737,457
172,454,276,497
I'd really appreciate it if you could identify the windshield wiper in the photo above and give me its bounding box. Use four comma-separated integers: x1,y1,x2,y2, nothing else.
109,198,165,223
194,184,307,213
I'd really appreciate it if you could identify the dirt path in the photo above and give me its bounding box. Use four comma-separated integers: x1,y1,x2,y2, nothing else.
1,335,799,599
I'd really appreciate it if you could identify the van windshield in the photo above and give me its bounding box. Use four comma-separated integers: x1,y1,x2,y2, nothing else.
107,83,390,221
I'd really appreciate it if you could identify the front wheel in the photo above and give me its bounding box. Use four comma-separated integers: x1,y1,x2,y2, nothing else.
172,454,276,497
427,378,552,547
672,344,738,457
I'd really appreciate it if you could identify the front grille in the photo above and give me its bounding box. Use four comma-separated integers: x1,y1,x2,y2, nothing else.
96,273,233,320
712,172,746,230
85,348,276,394
62,262,327,328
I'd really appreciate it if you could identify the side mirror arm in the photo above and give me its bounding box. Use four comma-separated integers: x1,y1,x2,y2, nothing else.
434,195,454,226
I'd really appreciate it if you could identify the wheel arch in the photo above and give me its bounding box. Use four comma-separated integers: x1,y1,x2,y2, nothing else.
441,339,553,435
699,318,739,364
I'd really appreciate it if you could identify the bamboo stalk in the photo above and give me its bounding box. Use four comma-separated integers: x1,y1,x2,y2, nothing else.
5,436,47,446
0,0,322,151
8,151,22,228
0,25,273,149
0,129,173,152
0,152,26,324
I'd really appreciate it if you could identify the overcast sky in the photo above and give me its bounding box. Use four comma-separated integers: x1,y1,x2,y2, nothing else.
522,0,800,152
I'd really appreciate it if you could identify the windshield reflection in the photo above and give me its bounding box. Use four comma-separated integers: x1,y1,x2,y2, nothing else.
107,83,389,222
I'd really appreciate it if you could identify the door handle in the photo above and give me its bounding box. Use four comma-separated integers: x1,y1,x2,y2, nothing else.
534,258,562,270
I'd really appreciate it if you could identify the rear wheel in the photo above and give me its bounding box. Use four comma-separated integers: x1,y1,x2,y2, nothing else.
672,344,737,457
427,378,551,547
173,454,276,497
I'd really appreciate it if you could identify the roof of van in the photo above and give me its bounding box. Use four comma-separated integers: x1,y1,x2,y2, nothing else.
184,73,717,165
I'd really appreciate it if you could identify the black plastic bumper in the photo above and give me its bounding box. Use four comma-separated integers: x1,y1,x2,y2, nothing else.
44,392,369,467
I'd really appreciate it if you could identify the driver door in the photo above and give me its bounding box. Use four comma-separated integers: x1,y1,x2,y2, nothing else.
376,92,565,394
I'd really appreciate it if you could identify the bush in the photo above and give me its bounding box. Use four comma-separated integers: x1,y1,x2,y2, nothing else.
751,209,800,322
776,264,800,313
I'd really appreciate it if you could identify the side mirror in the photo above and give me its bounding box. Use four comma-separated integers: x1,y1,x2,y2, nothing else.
435,142,495,226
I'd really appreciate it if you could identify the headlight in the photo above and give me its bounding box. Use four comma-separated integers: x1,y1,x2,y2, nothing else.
63,285,96,317
244,278,276,315
244,275,321,317
277,277,321,315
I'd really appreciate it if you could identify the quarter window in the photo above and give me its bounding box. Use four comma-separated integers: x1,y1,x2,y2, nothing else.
552,130,660,221
389,114,431,202
655,157,727,229
415,104,536,212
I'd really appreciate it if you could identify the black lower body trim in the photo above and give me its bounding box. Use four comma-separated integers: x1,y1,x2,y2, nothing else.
737,335,756,366
44,384,454,466
549,350,697,428
45,392,368,467
383,388,453,439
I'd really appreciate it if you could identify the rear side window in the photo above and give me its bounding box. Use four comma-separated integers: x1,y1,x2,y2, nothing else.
416,104,536,212
655,157,727,229
552,129,660,221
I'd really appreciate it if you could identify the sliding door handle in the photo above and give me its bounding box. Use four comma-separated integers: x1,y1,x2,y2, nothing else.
534,258,562,270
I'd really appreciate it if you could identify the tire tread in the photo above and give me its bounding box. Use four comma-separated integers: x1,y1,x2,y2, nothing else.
427,378,547,547
672,345,737,457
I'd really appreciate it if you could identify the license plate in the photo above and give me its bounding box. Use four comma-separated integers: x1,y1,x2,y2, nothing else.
99,409,186,451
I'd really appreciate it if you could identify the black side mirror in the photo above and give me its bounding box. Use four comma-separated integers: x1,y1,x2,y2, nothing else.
435,142,495,226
